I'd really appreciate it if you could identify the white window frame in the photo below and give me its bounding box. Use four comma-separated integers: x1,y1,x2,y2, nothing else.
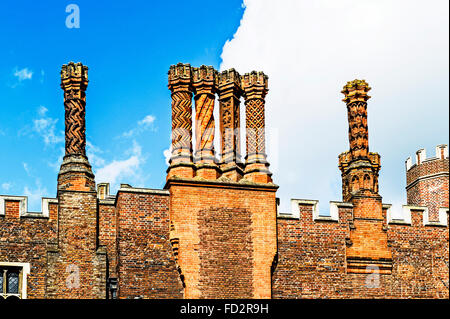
0,262,30,299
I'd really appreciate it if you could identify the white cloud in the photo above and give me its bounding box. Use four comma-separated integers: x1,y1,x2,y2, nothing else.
32,106,64,146
138,115,156,126
122,114,156,138
94,140,147,191
220,0,449,212
14,67,33,81
23,180,48,212
163,148,171,166
23,162,31,175
1,182,12,191
86,141,106,167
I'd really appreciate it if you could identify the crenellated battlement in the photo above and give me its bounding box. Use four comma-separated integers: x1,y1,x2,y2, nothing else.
0,195,57,219
277,198,449,228
405,144,448,171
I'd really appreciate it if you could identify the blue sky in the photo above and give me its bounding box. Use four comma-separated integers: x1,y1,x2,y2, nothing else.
0,0,244,210
1,0,448,215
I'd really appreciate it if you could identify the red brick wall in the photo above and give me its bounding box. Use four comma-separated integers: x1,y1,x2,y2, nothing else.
0,200,57,298
198,207,253,298
46,191,107,299
98,201,117,278
168,179,277,299
407,158,449,221
272,203,449,298
115,190,183,299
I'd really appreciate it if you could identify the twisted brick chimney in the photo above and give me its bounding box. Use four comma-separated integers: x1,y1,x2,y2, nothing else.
58,62,95,192
48,62,106,298
339,79,392,274
192,65,220,179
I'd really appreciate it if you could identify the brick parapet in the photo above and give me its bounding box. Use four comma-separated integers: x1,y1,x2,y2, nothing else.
273,199,449,298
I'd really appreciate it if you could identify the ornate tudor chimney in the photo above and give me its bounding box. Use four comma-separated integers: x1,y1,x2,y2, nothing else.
339,80,392,274
167,63,195,179
217,69,244,181
165,64,277,299
339,80,380,201
241,71,272,183
58,62,95,192
192,65,220,179
47,62,106,299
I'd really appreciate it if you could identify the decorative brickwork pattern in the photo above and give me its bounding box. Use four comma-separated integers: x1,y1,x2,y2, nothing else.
218,69,243,179
341,80,371,159
168,64,193,159
192,66,217,162
241,71,272,183
242,72,268,158
61,62,88,156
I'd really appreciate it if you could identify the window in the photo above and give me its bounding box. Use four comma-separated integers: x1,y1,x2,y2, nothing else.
0,263,30,299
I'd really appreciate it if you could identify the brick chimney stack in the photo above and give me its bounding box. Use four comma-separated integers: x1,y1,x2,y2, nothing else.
241,71,272,183
165,63,278,298
192,65,220,179
339,79,392,274
217,69,244,181
167,63,195,180
48,62,106,298
58,62,95,192
339,80,380,201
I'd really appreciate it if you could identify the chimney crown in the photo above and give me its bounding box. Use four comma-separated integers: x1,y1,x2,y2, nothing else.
341,79,371,104
241,71,268,100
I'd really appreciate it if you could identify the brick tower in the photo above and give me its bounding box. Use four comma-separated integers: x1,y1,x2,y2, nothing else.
339,80,392,274
405,145,449,221
165,64,277,299
46,62,106,298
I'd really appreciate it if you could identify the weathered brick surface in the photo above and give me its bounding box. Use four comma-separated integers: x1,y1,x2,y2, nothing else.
198,207,253,298
115,190,183,299
0,200,57,298
272,203,449,298
46,191,106,299
168,180,277,299
98,201,117,278
407,157,449,221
